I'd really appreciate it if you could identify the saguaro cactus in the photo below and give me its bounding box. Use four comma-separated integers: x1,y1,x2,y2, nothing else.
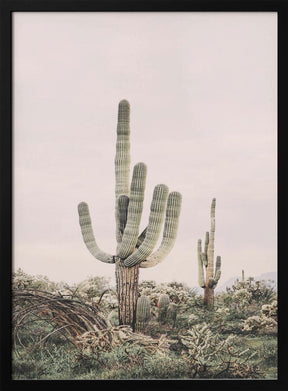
78,100,182,330
198,198,221,308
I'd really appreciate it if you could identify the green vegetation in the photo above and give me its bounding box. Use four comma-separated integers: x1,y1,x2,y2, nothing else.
12,269,277,380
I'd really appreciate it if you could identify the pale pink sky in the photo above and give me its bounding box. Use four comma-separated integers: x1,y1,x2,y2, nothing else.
13,12,277,286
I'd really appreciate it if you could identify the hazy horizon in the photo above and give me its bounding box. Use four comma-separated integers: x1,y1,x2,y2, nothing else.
13,12,277,287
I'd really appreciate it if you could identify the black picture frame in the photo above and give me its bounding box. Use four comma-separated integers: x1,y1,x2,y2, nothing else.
1,1,287,390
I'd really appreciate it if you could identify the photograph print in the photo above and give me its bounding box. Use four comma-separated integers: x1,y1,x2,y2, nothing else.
12,11,277,381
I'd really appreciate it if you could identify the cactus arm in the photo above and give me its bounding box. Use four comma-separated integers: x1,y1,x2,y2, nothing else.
204,231,209,254
198,239,205,288
136,227,147,248
118,195,129,237
214,255,221,283
78,202,115,263
115,195,129,254
115,99,131,199
115,99,131,243
201,252,208,267
140,192,182,268
117,162,147,259
123,184,169,267
201,231,209,267
199,232,209,267
208,255,221,289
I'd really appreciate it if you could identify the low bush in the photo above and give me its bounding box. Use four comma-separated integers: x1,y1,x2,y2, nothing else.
180,323,262,378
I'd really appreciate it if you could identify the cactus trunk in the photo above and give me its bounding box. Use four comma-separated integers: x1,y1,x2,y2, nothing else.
115,259,139,330
204,286,214,308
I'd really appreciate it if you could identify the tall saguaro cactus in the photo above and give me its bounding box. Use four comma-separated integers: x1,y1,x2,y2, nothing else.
198,198,221,308
78,100,182,329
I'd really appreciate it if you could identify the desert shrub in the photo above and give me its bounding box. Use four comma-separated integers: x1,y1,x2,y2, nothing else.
83,349,188,380
76,276,110,297
140,353,189,379
75,325,174,360
243,315,277,334
232,288,253,310
12,268,65,293
221,278,276,314
107,309,119,326
258,338,277,368
72,339,188,380
12,352,48,380
12,269,113,307
144,320,166,338
139,280,197,308
187,313,199,326
242,299,277,334
261,300,277,320
180,323,262,378
72,345,135,378
12,344,78,380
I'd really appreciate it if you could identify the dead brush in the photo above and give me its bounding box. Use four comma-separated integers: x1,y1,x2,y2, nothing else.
75,325,174,358
12,289,109,355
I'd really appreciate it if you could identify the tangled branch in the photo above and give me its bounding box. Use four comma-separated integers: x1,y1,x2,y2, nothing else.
75,325,173,357
13,289,109,353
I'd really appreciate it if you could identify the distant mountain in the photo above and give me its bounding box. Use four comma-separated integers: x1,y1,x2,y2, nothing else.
215,271,277,293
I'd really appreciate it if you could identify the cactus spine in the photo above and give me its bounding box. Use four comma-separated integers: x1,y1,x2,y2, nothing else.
197,198,221,308
135,296,151,332
78,100,182,330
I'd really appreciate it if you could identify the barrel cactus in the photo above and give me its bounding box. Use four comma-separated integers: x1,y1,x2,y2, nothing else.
135,296,151,332
167,302,178,327
78,100,182,330
157,293,170,323
197,198,221,308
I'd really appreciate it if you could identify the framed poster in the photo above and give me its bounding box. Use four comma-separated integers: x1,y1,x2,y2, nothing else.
1,0,286,389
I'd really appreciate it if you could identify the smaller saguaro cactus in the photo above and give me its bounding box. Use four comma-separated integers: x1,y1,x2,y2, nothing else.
198,198,221,308
135,296,151,332
157,293,170,324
